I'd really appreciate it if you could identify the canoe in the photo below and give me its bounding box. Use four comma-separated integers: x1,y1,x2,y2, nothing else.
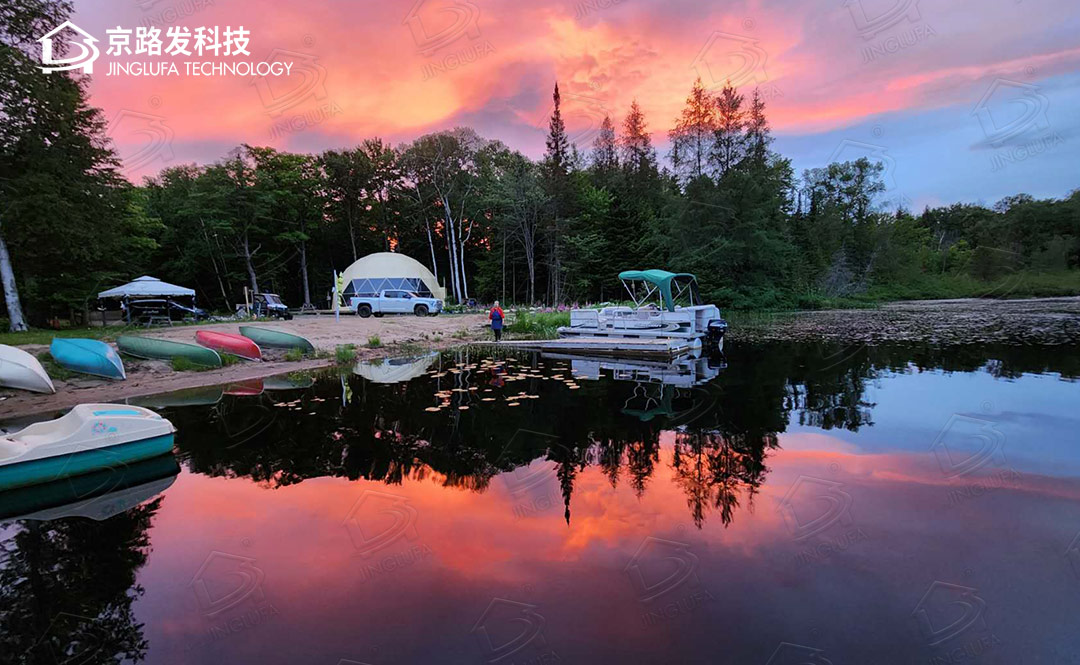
239,325,315,353
0,404,176,492
196,330,262,361
0,344,55,393
49,338,126,379
0,453,179,522
117,335,222,367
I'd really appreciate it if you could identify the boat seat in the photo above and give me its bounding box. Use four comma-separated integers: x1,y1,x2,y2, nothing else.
0,438,30,462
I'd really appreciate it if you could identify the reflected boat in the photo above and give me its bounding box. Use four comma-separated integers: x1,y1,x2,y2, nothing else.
224,378,265,396
354,352,439,384
0,453,179,522
264,373,315,391
128,385,224,408
545,351,724,388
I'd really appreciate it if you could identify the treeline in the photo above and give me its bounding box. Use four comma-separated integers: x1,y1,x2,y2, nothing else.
2,1,1079,330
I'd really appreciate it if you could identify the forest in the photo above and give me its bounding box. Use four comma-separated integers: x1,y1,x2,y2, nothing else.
2,1,1079,331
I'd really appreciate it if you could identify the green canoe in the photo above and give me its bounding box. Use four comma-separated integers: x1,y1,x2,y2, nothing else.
238,326,315,353
117,335,222,367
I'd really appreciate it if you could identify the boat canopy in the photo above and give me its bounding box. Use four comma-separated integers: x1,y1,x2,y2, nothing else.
618,270,700,311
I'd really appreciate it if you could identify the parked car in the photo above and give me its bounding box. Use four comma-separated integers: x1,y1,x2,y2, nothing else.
252,292,292,320
350,290,442,317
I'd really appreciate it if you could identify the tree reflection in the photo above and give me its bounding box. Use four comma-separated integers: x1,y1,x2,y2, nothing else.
0,500,162,664
161,343,1077,528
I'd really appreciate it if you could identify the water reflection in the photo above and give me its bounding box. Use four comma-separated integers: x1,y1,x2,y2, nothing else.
1,342,1079,664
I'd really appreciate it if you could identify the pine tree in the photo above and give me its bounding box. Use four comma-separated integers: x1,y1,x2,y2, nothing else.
711,84,747,177
669,77,717,185
590,116,618,173
620,100,657,178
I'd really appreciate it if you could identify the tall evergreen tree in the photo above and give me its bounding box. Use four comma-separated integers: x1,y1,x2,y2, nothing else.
669,77,717,185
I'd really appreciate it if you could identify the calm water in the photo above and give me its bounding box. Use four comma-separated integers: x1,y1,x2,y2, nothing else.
3,342,1080,664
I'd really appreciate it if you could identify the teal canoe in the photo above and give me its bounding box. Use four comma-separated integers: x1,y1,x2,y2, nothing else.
238,325,315,353
117,335,222,367
50,338,126,379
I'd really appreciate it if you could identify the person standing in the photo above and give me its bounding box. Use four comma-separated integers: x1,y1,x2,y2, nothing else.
489,301,504,342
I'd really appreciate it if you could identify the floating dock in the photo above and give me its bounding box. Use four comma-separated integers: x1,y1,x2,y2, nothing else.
475,337,699,359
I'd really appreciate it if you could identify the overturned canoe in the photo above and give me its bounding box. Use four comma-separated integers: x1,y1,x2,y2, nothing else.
196,330,262,361
0,404,176,492
50,338,126,380
117,335,222,367
238,325,315,353
0,344,55,394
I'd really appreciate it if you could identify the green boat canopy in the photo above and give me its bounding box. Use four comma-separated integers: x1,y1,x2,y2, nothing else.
618,270,698,311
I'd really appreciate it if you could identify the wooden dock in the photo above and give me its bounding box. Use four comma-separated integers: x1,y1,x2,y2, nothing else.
474,336,698,359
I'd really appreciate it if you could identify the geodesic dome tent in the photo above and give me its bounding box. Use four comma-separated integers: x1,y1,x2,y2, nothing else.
339,252,446,302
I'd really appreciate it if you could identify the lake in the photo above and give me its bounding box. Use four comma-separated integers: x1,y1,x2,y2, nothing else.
3,342,1080,664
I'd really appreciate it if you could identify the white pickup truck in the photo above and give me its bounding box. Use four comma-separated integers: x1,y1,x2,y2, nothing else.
350,290,443,317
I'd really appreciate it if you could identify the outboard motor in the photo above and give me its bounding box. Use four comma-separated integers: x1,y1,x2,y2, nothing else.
706,318,728,348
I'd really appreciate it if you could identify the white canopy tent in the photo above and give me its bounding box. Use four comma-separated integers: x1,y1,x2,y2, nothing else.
98,276,196,299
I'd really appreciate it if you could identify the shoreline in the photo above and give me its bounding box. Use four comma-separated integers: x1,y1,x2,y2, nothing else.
3,297,1079,421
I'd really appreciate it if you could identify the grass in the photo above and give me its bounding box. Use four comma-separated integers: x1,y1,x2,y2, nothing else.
284,347,305,362
334,344,356,364
170,356,216,372
36,352,75,381
504,310,570,339
366,335,382,348
0,318,210,347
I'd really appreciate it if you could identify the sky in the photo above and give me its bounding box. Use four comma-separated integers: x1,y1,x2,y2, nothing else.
69,0,1080,210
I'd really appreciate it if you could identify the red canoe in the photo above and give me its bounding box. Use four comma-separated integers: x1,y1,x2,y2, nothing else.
195,330,262,361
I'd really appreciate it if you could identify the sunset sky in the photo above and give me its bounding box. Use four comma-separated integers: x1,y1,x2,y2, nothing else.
73,0,1080,209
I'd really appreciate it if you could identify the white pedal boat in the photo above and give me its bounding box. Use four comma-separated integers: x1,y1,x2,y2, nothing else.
0,404,176,491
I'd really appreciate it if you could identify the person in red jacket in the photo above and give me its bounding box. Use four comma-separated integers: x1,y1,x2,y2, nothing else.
489,301,504,342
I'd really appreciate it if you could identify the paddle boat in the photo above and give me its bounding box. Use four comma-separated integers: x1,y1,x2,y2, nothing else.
0,454,179,522
196,330,262,361
117,335,223,367
239,325,315,353
0,344,55,393
0,404,176,492
50,338,126,379
558,270,728,349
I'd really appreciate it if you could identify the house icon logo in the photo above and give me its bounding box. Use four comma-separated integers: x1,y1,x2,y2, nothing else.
38,20,100,74
827,139,898,191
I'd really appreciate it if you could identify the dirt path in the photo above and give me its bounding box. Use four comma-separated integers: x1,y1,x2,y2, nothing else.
0,313,489,420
